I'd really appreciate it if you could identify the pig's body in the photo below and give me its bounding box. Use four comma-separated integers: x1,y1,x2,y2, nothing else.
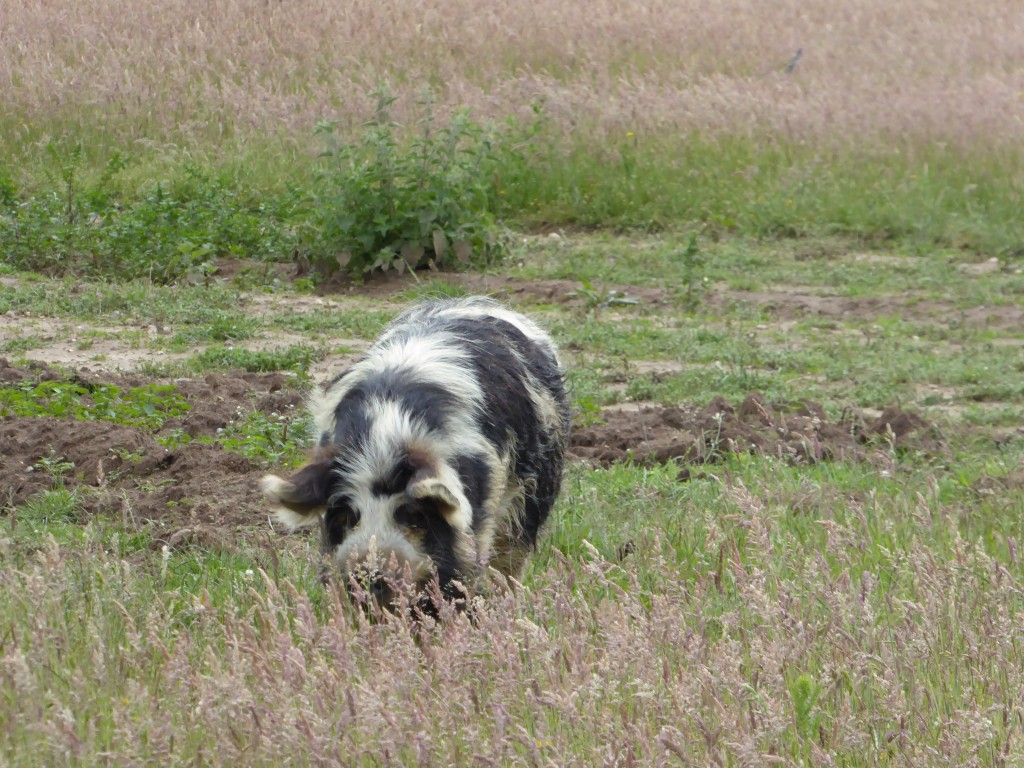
262,297,570,606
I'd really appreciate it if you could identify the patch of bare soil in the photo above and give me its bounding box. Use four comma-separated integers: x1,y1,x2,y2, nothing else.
0,358,63,386
315,270,1024,331
0,308,319,375
1,363,305,546
711,290,1024,330
0,362,946,543
312,269,678,309
974,468,1024,500
569,393,947,470
455,275,676,309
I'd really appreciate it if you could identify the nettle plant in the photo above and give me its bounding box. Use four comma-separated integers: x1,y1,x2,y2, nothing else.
310,90,506,277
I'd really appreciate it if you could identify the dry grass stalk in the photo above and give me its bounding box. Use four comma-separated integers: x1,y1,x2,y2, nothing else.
2,0,1022,146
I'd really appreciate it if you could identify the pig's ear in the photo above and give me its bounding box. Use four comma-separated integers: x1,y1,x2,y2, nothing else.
261,455,333,529
406,467,470,530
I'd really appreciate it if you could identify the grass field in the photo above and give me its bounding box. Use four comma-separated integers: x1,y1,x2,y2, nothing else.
3,0,1024,262
3,1,1024,765
2,236,1023,765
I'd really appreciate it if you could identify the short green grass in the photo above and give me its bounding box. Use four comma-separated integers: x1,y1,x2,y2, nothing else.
540,234,1024,409
0,275,247,323
189,344,321,374
267,306,396,339
0,335,47,353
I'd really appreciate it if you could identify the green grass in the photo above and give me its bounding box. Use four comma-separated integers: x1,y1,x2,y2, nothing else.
0,275,246,323
515,232,1019,298
189,344,321,374
0,380,190,430
164,313,258,348
554,316,1024,413
267,306,395,339
3,127,1024,286
495,133,1024,257
0,335,47,353
520,233,1024,413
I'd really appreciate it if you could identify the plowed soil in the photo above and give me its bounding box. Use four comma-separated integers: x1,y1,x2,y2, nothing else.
1,362,304,547
572,393,946,470
1,361,947,543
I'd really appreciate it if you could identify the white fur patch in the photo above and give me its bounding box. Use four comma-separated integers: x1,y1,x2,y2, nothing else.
311,332,486,441
334,504,434,583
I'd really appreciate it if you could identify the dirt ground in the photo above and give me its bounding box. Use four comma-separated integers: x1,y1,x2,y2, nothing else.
4,261,1018,546
572,393,946,469
0,358,949,546
0,361,304,545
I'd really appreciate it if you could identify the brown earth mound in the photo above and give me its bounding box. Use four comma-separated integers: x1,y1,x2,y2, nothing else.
1,364,306,545
569,393,946,469
1,362,944,540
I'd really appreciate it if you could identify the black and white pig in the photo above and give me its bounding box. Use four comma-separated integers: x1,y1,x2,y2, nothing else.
261,297,570,607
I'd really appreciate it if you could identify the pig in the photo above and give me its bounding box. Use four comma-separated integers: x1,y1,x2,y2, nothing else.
262,297,570,609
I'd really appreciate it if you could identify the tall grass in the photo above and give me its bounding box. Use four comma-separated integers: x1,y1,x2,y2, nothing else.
4,0,1022,148
2,0,1023,257
4,457,1023,765
492,133,1024,251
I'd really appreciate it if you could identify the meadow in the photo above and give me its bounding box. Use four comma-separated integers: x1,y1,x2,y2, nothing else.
2,1,1024,765
4,0,1024,267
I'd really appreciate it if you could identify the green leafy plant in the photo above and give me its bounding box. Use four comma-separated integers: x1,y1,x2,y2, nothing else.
0,381,190,431
790,673,825,744
92,165,302,284
572,395,606,427
309,89,506,276
216,407,311,467
0,149,303,282
677,232,706,311
32,451,76,484
571,278,640,315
